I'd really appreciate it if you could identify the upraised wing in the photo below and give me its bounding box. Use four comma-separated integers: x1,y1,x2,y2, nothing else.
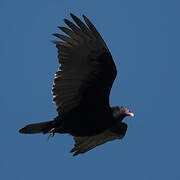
52,13,117,114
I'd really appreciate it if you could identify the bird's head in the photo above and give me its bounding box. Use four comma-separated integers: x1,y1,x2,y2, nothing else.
112,106,134,121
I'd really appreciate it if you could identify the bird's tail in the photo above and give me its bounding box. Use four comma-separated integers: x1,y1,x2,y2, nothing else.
19,120,57,134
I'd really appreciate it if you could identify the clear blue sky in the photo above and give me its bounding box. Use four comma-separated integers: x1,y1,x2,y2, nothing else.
0,0,180,179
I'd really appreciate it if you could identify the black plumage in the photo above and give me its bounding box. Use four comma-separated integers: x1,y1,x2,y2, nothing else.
19,13,134,156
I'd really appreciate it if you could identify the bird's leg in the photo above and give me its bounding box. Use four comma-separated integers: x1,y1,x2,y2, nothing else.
46,128,55,141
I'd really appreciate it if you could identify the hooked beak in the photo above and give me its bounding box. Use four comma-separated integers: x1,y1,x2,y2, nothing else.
125,110,134,117
121,107,135,118
128,112,134,117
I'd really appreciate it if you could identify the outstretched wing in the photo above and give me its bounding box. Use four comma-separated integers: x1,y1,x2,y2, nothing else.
70,122,127,156
52,13,117,114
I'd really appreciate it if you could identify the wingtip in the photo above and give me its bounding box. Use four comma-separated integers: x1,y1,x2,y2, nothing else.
51,40,57,44
82,14,86,19
70,13,79,21
52,33,57,36
19,127,26,134
72,152,79,157
70,13,75,20
70,147,76,153
70,13,74,17
58,26,63,30
64,18,68,23
69,13,87,20
69,147,79,156
82,14,89,23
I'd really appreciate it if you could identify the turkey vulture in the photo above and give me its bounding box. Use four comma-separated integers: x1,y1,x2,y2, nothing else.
19,13,134,156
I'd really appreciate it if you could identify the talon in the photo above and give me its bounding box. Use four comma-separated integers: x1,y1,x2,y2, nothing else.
46,128,55,141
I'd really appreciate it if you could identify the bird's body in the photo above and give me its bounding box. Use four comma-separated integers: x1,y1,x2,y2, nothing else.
19,13,134,156
55,104,114,137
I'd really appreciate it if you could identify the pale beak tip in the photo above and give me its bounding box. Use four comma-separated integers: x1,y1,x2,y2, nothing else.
129,112,134,117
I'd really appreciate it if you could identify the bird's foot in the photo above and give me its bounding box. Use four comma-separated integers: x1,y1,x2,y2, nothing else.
46,128,55,141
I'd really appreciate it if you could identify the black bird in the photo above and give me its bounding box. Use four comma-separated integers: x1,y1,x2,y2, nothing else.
19,13,134,156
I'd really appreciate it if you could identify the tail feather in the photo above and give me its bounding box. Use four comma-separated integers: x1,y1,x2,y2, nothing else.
19,121,55,134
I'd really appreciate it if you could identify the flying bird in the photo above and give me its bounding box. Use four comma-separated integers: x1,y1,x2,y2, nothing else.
19,13,134,156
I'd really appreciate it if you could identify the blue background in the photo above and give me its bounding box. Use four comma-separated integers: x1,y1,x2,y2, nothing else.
1,0,180,179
